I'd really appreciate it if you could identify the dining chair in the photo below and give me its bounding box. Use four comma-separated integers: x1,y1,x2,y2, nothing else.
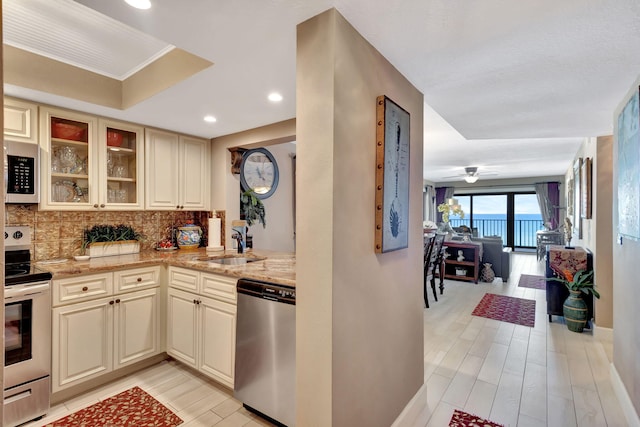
423,235,436,308
425,233,446,304
432,234,447,295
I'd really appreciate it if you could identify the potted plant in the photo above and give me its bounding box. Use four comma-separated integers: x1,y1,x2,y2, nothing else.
240,190,266,228
549,269,600,332
82,224,144,258
437,200,464,236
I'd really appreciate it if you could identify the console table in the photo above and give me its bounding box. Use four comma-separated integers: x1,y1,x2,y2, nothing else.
443,241,480,283
545,245,593,324
536,230,563,261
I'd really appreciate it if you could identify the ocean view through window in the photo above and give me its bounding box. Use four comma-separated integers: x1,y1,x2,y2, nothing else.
447,192,544,248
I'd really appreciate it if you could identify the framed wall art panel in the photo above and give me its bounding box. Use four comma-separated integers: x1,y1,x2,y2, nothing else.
375,95,410,253
581,157,592,219
573,157,583,239
616,87,640,240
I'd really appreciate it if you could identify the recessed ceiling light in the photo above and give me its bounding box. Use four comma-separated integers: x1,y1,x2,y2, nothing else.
268,92,283,102
204,115,217,123
124,0,151,10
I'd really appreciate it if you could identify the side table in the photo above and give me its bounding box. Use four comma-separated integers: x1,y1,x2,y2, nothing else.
545,245,594,325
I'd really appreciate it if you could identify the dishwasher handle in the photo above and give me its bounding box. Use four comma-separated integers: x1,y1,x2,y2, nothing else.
237,278,296,304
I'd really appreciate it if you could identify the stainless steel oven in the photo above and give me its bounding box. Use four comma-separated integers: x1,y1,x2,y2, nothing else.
4,226,52,427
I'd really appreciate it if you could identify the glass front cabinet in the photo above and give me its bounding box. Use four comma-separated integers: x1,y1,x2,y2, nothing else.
39,107,144,210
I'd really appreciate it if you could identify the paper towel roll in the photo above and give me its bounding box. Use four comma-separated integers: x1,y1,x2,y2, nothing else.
206,217,224,251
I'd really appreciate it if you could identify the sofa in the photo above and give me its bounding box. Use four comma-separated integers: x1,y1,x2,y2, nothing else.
451,235,512,282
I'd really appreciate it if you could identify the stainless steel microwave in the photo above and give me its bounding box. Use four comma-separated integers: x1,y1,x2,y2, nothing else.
4,140,40,204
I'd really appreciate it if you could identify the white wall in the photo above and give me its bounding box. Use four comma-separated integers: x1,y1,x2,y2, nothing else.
612,77,640,419
297,9,424,426
209,119,296,249
565,136,614,329
248,142,296,252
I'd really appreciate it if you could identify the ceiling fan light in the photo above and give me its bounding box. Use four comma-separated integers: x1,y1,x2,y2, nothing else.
464,175,479,183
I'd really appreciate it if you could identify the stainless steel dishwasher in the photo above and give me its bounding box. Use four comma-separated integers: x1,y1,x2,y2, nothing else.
235,278,296,427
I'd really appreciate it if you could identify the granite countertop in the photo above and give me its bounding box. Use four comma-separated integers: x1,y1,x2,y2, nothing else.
36,248,296,287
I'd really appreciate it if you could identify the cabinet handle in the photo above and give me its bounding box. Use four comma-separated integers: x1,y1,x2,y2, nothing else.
115,299,120,304
137,277,142,282
82,286,88,292
109,300,115,305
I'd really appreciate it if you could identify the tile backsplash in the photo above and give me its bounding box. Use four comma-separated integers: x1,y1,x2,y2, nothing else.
5,205,225,261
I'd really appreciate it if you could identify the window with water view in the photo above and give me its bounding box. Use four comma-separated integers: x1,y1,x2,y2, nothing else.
447,192,543,248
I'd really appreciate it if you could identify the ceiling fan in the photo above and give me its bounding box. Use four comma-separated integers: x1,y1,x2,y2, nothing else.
443,166,497,183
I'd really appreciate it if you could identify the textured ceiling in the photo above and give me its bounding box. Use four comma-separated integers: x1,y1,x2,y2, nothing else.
3,0,173,80
5,0,640,183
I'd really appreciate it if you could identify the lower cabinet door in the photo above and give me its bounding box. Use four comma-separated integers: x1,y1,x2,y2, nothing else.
114,288,161,369
52,297,114,392
199,296,236,388
166,288,199,368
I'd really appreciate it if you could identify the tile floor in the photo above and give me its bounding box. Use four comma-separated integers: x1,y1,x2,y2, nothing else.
395,252,627,427
24,252,626,427
24,360,276,427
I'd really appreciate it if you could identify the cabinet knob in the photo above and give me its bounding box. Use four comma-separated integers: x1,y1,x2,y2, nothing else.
93,204,99,208
100,204,105,208
115,299,120,304
137,277,142,282
193,299,198,304
82,286,88,292
109,300,115,305
177,205,181,209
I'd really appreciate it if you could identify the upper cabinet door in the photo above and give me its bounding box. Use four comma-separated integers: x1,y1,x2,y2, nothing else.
145,130,210,210
98,118,145,210
39,106,98,210
179,136,210,211
4,97,38,144
145,128,180,209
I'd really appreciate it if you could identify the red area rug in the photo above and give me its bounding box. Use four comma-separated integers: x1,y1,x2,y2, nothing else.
449,409,504,426
45,386,183,427
472,293,536,327
517,274,546,290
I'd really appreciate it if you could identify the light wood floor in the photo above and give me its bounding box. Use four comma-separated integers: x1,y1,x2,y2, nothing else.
24,360,276,427
25,252,625,427
396,252,627,427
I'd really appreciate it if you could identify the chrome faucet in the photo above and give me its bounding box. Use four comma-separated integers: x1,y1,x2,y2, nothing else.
232,231,244,254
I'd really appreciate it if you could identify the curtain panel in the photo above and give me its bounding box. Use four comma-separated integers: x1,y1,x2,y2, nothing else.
435,187,455,223
424,185,436,222
535,182,560,230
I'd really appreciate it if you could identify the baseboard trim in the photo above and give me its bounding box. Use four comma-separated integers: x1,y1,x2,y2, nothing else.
594,324,613,343
610,363,640,427
390,382,427,427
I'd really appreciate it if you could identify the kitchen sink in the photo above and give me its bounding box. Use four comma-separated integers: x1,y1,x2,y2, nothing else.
196,255,265,265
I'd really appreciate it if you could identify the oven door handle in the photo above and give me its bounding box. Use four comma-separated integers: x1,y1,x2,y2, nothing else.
4,282,50,300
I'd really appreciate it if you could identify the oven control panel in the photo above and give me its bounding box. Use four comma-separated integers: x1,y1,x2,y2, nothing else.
5,226,31,249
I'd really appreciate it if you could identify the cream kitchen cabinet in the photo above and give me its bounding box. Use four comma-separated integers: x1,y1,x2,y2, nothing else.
51,268,161,392
4,97,38,143
39,106,97,210
166,267,236,388
98,118,145,210
39,107,145,210
145,129,210,210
